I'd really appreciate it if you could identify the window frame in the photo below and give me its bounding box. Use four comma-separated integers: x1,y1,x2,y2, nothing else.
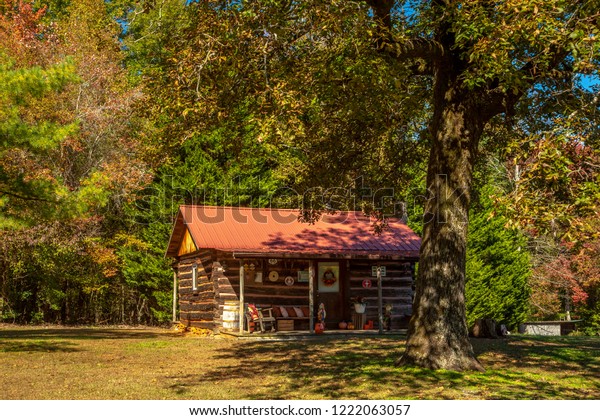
192,263,198,292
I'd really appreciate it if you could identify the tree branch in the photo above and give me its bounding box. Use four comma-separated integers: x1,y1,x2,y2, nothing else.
484,1,590,118
365,0,395,29
0,189,54,202
484,45,570,119
364,1,440,75
381,37,444,62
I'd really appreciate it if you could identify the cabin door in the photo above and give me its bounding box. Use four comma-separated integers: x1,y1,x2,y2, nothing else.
316,261,343,328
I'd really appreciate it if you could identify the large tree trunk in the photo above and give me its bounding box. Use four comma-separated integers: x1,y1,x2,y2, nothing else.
364,0,527,371
396,66,485,371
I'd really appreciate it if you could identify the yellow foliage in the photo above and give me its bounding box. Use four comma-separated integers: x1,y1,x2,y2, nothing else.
173,323,213,337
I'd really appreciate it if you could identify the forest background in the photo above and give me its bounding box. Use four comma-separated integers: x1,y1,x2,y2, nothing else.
1,0,599,334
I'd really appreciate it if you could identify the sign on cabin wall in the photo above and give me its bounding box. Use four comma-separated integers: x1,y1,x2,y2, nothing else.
371,266,386,277
297,270,309,283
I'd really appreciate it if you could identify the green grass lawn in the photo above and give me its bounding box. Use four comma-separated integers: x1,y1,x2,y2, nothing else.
0,325,598,400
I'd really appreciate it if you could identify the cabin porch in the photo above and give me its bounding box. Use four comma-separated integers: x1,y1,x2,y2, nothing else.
212,253,415,334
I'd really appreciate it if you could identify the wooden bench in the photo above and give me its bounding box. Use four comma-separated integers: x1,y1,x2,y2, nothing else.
271,306,311,331
247,304,311,331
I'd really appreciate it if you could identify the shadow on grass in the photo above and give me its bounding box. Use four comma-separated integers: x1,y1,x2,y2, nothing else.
0,327,168,354
472,336,600,383
0,327,164,341
0,340,80,353
165,337,398,399
166,336,600,399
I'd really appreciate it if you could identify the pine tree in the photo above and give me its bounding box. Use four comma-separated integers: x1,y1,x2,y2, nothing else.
466,187,531,330
0,56,78,226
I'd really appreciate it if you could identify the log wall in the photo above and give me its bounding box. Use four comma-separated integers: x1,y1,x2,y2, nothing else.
212,254,313,330
212,251,241,331
244,258,311,307
347,260,415,330
178,249,215,329
177,250,416,332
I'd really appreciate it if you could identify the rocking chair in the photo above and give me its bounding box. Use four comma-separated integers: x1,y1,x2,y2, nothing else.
245,304,276,333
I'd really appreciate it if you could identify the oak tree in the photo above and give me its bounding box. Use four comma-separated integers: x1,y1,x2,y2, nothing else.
348,0,599,370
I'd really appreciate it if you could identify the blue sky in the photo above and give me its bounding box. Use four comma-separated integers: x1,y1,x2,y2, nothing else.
577,74,599,91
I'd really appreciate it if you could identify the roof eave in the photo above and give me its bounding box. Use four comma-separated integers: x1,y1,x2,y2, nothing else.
165,210,185,258
228,249,419,260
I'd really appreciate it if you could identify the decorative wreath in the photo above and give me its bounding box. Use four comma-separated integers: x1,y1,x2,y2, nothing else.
322,269,337,286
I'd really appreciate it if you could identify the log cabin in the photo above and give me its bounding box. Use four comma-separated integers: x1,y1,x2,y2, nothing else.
165,205,420,334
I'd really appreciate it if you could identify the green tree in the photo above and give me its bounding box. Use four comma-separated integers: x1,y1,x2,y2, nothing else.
116,121,284,322
0,56,78,226
0,0,154,324
466,186,531,331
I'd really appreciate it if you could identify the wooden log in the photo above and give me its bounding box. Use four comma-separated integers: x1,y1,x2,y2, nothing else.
182,310,214,321
217,292,239,301
178,272,209,281
179,302,215,312
173,270,178,322
216,286,238,297
309,261,315,333
180,290,214,300
239,259,245,334
179,284,213,295
243,286,308,297
244,293,309,300
178,271,210,281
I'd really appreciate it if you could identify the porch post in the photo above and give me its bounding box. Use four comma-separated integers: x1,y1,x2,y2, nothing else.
377,266,383,335
239,259,245,334
309,260,315,333
172,269,177,323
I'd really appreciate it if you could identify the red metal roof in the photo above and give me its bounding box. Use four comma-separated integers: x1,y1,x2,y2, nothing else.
166,205,420,259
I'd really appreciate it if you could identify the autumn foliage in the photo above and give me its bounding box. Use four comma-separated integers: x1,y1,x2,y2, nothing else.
0,0,156,324
501,121,600,326
1,0,599,342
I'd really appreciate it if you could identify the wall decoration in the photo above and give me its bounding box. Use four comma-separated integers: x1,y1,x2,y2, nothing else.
268,271,279,282
297,270,309,283
322,269,336,286
371,265,387,277
284,276,295,286
244,263,256,282
318,262,340,292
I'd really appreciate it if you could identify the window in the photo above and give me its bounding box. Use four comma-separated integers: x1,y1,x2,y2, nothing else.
192,264,198,292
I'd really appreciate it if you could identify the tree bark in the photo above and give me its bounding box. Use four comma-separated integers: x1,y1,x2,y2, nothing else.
396,54,486,371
